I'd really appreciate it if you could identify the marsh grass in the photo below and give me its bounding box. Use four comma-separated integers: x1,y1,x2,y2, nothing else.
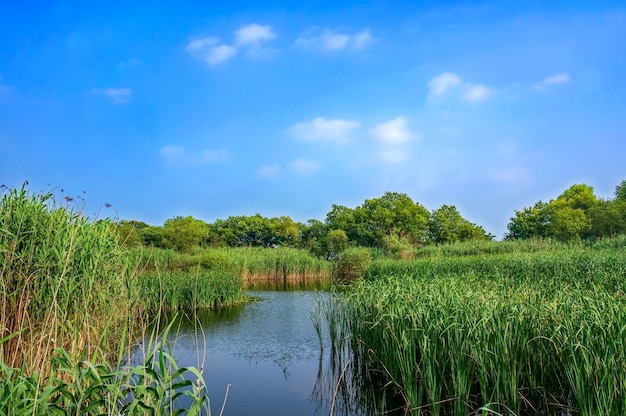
0,185,134,372
0,186,214,414
328,243,626,415
132,245,333,287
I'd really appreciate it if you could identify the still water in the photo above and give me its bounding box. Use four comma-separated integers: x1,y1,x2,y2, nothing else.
154,290,390,415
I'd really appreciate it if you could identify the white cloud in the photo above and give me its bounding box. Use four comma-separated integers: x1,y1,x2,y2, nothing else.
544,73,570,85
462,84,492,102
289,117,361,142
428,73,461,98
256,164,281,179
295,28,373,51
534,72,570,90
235,24,276,46
369,117,418,144
288,158,321,175
185,37,237,66
160,145,232,166
91,87,132,104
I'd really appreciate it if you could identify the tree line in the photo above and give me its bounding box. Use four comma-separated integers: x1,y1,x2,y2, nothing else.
505,180,626,241
116,180,626,256
116,191,491,257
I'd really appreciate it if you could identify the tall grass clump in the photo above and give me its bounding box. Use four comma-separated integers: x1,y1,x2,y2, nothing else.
138,270,245,312
128,245,332,287
335,247,372,281
329,243,626,415
0,185,135,372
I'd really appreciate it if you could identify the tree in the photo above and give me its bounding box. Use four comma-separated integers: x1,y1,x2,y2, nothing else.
429,205,489,244
141,225,166,248
163,216,209,252
556,184,598,211
615,180,626,201
115,220,148,247
546,204,591,241
587,199,626,238
353,192,430,247
326,229,349,258
504,201,549,240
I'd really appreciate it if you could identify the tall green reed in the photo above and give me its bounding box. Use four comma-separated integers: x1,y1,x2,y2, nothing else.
329,242,626,415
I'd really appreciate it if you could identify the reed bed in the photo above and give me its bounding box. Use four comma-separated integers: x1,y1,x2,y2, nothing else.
137,270,245,312
0,186,214,414
0,186,134,371
131,245,333,286
328,246,626,415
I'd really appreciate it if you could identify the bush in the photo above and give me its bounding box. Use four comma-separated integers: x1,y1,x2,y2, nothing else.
335,247,372,281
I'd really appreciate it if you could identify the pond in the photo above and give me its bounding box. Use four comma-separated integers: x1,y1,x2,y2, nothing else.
147,289,403,415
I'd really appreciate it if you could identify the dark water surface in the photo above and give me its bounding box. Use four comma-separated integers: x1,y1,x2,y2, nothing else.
156,290,383,415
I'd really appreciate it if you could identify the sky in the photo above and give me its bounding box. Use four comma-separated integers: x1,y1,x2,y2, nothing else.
1,1,625,238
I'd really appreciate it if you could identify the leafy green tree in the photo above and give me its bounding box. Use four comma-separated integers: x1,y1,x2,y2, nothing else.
587,199,626,238
615,180,626,201
556,184,598,211
301,219,327,255
269,216,302,247
115,220,148,247
353,192,430,247
504,201,549,240
326,229,349,258
429,205,489,244
163,216,209,252
546,204,591,241
141,225,166,248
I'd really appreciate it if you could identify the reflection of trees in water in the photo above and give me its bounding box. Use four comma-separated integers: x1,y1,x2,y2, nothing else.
310,297,406,416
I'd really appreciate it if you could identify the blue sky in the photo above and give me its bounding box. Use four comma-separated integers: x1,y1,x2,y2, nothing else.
1,1,625,238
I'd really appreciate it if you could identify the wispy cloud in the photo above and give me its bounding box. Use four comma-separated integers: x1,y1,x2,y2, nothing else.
185,37,237,66
369,117,418,144
289,117,361,142
533,72,570,90
462,83,492,102
160,145,232,166
428,72,493,103
91,88,132,104
187,23,277,66
256,163,281,179
288,158,321,175
235,24,277,46
428,73,461,98
295,28,373,51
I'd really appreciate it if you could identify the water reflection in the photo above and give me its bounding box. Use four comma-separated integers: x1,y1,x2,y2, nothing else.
140,290,404,415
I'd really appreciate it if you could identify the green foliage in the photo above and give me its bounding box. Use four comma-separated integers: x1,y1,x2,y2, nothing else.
0,343,210,416
505,201,549,240
329,240,626,415
138,270,244,311
506,180,626,241
164,216,209,252
115,220,148,247
326,229,349,257
354,192,430,247
546,204,591,241
616,180,626,201
335,247,372,280
0,185,133,370
428,204,489,244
